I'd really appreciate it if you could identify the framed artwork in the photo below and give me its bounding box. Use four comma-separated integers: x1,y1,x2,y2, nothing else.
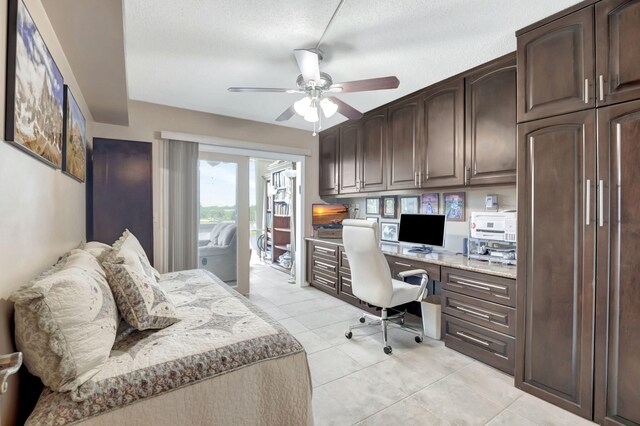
365,216,378,224
380,222,399,242
444,192,466,222
62,86,86,182
382,196,397,218
421,193,439,215
400,196,420,214
365,198,380,215
5,0,64,168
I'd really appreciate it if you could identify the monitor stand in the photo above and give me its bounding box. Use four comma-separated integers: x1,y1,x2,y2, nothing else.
407,245,433,254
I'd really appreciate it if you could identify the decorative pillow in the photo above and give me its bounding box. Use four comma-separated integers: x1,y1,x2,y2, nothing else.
102,261,178,330
10,249,119,400
81,241,111,258
102,229,161,281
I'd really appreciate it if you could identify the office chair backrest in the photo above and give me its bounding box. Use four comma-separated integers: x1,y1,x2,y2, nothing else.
342,219,394,307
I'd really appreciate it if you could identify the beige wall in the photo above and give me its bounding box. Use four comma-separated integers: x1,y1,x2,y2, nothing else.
0,0,94,423
91,100,321,272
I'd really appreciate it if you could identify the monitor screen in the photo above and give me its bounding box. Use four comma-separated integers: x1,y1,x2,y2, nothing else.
398,214,446,247
312,204,349,228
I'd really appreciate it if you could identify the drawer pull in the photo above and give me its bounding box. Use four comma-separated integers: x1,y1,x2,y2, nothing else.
394,261,413,268
453,280,491,292
455,306,490,320
456,331,490,346
452,276,505,292
342,277,352,283
315,246,335,254
315,260,335,270
315,277,334,286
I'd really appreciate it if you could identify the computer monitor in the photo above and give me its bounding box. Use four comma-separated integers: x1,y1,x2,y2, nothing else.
398,214,446,253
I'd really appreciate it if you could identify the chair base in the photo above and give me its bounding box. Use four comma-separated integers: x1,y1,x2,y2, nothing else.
345,308,424,354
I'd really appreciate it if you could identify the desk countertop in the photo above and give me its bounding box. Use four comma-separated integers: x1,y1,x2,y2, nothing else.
305,237,517,280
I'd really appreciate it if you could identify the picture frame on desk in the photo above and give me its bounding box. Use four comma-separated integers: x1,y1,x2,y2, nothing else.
382,196,397,218
380,222,399,242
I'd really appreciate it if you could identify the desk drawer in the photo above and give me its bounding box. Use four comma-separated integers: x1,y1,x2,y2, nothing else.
441,290,516,336
311,242,339,261
442,314,515,374
338,247,351,272
386,255,441,282
312,257,338,275
311,270,337,292
339,274,359,303
441,268,516,307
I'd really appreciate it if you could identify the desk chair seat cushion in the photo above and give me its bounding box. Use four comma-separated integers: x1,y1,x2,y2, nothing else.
389,279,423,307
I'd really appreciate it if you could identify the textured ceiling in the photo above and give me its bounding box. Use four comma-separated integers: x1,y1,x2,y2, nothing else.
124,0,583,130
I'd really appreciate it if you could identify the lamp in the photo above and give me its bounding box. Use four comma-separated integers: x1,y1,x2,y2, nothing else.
294,96,312,116
320,98,338,118
303,101,319,122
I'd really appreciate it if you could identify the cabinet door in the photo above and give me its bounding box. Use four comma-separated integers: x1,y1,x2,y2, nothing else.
517,6,595,122
596,0,640,107
421,79,465,188
387,97,421,190
339,122,360,194
465,55,517,185
319,128,339,196
515,110,596,419
360,110,387,192
594,100,640,426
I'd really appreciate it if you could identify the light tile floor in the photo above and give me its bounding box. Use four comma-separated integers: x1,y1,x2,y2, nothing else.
247,261,596,426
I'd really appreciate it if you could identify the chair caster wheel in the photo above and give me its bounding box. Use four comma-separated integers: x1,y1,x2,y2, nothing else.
383,346,392,355
359,317,366,324
415,336,424,343
345,331,353,339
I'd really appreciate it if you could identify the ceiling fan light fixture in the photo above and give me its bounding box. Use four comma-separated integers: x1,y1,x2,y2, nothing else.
320,98,338,118
294,96,312,116
304,103,319,122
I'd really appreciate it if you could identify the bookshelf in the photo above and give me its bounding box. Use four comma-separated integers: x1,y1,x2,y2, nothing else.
262,161,295,273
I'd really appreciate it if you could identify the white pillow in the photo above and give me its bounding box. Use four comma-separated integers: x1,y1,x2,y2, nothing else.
82,241,111,258
102,229,160,280
11,249,119,400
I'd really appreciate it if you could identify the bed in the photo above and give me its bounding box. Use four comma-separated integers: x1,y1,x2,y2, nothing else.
26,269,313,425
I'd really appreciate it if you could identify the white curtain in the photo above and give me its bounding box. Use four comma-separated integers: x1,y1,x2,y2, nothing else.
164,139,199,272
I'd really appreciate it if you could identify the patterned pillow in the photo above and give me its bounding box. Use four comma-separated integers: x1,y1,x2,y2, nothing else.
10,249,119,400
102,260,178,330
102,229,161,281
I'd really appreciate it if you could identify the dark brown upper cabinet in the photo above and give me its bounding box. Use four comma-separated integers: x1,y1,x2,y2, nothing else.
318,127,339,196
516,110,596,419
387,96,422,190
420,78,465,188
596,0,640,107
360,109,387,192
338,121,360,194
465,54,517,186
594,99,640,426
517,5,595,122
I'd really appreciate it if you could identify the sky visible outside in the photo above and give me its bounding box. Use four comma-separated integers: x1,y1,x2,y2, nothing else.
199,159,256,208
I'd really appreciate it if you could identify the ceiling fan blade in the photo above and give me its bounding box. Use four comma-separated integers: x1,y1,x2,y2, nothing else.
275,105,297,122
329,97,363,120
294,49,321,83
228,87,302,93
329,76,400,93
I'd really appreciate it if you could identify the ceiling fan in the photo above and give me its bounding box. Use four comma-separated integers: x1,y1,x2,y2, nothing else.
227,0,399,135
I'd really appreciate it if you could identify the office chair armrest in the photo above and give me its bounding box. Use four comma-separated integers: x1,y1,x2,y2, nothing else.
397,269,430,301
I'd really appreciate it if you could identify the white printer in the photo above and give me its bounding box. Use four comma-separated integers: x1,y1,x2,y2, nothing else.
468,212,517,265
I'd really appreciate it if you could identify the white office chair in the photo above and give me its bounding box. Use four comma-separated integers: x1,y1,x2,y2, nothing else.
342,219,429,354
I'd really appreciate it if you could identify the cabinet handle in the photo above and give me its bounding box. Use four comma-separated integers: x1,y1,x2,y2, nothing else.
315,246,335,254
394,261,413,268
315,260,335,270
314,275,334,286
455,331,490,346
584,78,590,103
474,160,477,176
455,305,491,319
414,172,418,187
464,167,470,184
599,75,605,102
599,180,604,227
586,179,591,225
454,279,491,292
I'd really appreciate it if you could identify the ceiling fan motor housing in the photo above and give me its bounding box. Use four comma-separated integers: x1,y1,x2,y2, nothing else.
297,72,333,92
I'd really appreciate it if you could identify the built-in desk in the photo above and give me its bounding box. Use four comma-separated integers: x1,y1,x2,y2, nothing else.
305,236,517,374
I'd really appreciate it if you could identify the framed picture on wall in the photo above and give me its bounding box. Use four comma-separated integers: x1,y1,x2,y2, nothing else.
365,198,380,215
5,0,64,169
400,196,420,214
62,86,86,182
366,216,378,224
443,192,466,222
380,222,399,242
382,196,397,218
421,193,439,215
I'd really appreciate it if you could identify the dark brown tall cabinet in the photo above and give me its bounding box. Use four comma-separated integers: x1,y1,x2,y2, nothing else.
386,96,421,190
319,128,339,196
516,1,640,424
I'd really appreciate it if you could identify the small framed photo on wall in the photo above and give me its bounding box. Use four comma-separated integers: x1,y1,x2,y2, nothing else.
421,193,439,215
380,222,399,242
444,192,465,222
366,216,379,224
400,196,420,214
382,196,397,218
366,198,380,215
